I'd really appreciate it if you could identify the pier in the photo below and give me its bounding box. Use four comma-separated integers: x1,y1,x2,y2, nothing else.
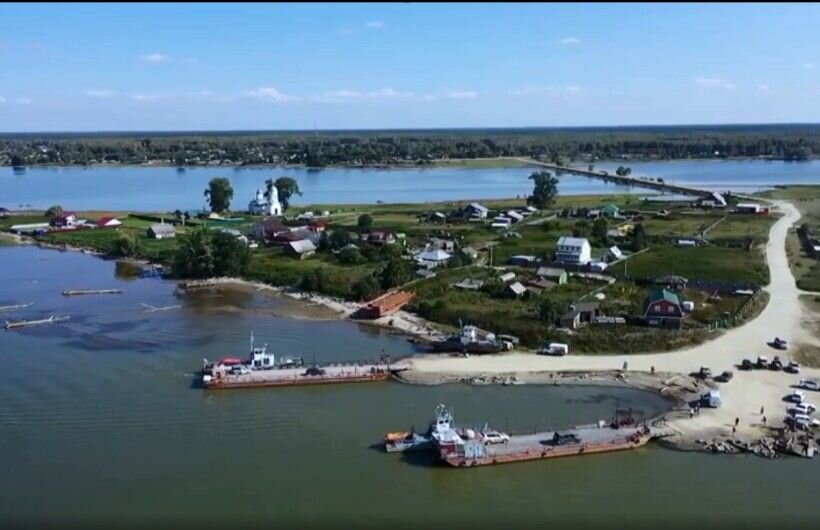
61,289,123,296
515,158,726,199
4,315,70,330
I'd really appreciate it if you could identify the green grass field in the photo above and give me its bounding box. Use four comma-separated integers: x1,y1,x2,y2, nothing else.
616,245,769,285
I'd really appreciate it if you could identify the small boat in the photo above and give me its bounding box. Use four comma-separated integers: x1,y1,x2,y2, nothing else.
384,404,455,453
430,324,512,354
5,314,70,330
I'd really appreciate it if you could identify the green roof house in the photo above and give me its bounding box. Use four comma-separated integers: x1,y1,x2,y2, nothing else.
643,288,684,328
601,204,620,218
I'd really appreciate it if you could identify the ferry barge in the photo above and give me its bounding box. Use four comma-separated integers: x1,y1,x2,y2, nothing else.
384,404,657,468
201,333,397,390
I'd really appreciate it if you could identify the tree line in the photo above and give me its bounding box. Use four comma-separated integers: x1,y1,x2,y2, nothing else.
3,125,820,167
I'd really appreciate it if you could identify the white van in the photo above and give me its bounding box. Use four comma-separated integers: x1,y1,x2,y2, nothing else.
538,342,569,356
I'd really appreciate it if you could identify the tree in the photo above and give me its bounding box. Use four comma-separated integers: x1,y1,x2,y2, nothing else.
351,274,381,301
357,213,374,230
112,232,140,257
10,154,24,166
631,223,648,250
378,257,413,289
45,205,63,218
274,177,302,211
572,219,591,238
337,246,365,264
592,217,609,241
204,177,233,213
264,178,275,202
538,297,563,323
527,170,560,209
328,228,352,250
173,225,215,278
211,232,251,277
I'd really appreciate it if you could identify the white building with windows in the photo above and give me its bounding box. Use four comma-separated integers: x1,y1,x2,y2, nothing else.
555,236,592,265
248,185,283,216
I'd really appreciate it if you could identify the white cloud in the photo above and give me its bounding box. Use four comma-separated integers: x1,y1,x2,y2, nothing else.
565,85,582,92
509,86,582,96
246,87,300,102
316,88,413,100
803,62,816,70
694,77,735,90
0,96,5,104
759,84,770,91
366,21,384,29
86,89,114,98
140,53,171,63
338,29,354,36
132,94,164,102
445,90,477,99
559,37,581,45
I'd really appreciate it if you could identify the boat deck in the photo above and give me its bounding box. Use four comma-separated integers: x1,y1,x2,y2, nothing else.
204,363,394,389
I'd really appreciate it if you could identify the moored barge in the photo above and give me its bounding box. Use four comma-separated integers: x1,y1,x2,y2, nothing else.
201,332,397,390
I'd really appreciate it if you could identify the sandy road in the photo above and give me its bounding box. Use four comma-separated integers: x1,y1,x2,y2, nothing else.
407,201,820,439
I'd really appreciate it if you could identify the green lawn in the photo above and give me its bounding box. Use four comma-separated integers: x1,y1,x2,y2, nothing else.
617,245,769,285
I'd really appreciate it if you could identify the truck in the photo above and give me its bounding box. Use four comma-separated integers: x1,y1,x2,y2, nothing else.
700,390,722,408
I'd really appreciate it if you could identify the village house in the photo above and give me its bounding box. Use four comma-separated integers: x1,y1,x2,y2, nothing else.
453,278,484,290
428,237,456,252
524,278,556,293
287,239,317,259
601,204,620,218
559,302,600,330
462,202,489,220
50,211,78,227
217,228,249,245
536,267,568,285
503,281,528,298
606,246,623,262
308,219,329,233
555,236,592,265
147,223,176,239
491,216,512,229
415,268,437,279
461,246,479,260
415,248,452,268
364,230,397,246
248,186,283,216
251,217,292,242
0,207,11,217
506,210,524,223
498,271,516,283
95,217,122,229
643,289,685,329
421,211,447,224
734,202,769,215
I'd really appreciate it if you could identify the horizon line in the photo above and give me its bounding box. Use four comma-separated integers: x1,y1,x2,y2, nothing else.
2,121,820,137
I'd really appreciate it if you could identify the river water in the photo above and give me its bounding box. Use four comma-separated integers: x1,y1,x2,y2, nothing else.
2,159,819,211
1,245,820,526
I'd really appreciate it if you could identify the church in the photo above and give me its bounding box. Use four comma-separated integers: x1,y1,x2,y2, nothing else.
248,184,283,216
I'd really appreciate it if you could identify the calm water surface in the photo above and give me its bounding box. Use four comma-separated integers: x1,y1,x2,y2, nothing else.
1,245,819,525
2,159,817,211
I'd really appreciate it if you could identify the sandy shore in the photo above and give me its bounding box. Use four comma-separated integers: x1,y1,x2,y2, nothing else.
402,201,820,453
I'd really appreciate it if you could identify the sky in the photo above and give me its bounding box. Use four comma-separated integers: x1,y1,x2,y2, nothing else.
1,2,820,132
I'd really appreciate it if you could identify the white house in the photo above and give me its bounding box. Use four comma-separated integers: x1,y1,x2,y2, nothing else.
506,210,524,223
491,216,512,229
555,236,592,264
415,249,452,268
735,203,762,214
248,185,283,216
464,202,489,219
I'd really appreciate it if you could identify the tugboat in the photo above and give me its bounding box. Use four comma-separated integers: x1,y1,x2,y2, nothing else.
384,404,456,453
429,323,513,354
201,332,303,376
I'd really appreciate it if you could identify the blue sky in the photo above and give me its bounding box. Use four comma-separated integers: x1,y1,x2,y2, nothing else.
1,2,820,131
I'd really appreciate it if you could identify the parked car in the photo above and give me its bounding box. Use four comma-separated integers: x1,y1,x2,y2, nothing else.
785,414,820,430
714,371,734,383
787,390,806,403
538,342,569,356
799,379,820,391
698,366,712,379
785,361,801,374
756,356,769,369
739,359,754,371
481,431,510,445
770,356,783,371
787,403,817,416
772,337,789,350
